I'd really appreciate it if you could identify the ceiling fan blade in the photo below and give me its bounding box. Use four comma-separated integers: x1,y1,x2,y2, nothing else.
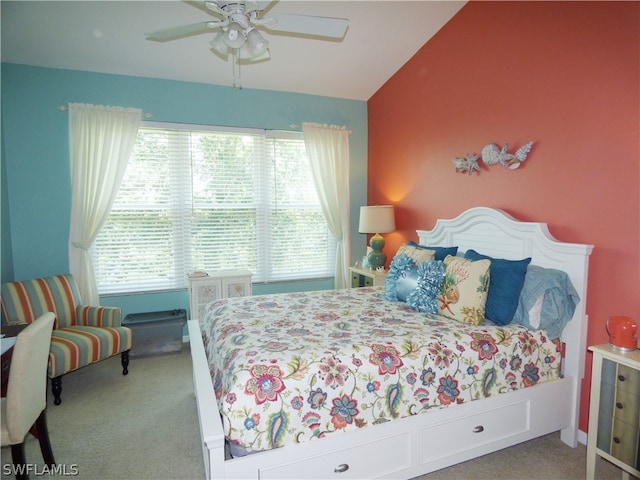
145,21,224,41
263,13,348,38
253,1,273,10
187,1,220,11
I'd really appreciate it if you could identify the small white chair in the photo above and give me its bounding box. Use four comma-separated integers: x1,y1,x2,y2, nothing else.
1,312,56,479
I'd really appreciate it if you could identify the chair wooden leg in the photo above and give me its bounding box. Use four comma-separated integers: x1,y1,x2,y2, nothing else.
121,350,130,375
10,442,28,480
51,375,62,405
35,410,55,466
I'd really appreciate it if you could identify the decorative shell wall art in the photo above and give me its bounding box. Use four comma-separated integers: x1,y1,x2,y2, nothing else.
452,153,481,175
452,141,535,175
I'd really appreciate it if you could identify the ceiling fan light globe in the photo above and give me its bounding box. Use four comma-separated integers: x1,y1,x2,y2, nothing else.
237,43,253,60
246,28,268,56
224,21,246,48
210,31,229,55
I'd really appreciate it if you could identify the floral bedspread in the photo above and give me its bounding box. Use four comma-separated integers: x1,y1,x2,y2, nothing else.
199,287,562,455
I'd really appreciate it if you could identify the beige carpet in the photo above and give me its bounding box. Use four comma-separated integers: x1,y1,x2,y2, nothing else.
2,346,623,480
2,348,204,480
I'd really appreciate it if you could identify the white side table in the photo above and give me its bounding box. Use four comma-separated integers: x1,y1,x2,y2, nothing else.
188,269,252,321
349,266,387,288
586,344,640,480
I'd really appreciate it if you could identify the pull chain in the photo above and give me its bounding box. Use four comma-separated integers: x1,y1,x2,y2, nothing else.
232,52,242,89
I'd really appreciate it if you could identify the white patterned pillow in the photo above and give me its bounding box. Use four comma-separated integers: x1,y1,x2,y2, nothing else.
395,243,435,264
438,255,491,325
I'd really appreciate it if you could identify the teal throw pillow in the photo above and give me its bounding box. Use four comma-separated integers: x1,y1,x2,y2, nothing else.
464,249,531,326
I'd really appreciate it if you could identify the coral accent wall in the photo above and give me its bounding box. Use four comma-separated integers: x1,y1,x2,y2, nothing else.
368,1,639,435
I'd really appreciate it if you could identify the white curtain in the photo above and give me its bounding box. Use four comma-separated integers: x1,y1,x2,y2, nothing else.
68,103,142,304
302,123,351,289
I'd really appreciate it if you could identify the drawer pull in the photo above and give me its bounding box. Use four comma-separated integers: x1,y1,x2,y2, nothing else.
616,402,624,410
334,464,349,473
473,425,485,433
613,437,621,444
618,374,626,382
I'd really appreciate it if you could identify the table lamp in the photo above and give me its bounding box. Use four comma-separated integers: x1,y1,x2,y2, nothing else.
358,205,396,269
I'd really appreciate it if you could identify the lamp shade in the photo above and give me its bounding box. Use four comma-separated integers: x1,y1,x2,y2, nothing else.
358,205,395,234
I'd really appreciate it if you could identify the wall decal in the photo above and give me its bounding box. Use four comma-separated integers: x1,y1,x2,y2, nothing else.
452,141,534,175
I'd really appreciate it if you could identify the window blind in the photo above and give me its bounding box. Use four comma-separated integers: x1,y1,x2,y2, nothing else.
93,123,335,294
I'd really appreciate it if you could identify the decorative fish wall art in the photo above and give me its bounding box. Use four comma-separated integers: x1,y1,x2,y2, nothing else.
452,141,534,175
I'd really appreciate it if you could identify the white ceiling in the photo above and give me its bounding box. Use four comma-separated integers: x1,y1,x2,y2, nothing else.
1,0,466,101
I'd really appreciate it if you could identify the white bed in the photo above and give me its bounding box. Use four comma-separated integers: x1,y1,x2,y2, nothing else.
188,206,593,479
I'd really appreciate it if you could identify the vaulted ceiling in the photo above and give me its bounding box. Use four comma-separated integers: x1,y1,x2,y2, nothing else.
1,1,466,100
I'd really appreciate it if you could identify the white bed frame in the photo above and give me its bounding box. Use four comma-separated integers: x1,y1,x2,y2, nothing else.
188,207,593,479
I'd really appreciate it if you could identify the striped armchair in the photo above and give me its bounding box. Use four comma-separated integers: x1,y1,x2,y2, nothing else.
1,274,132,405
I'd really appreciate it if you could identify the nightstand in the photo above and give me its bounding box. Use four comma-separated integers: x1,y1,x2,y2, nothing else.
349,266,387,288
586,344,640,480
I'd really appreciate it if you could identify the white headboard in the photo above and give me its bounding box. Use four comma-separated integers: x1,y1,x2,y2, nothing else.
417,206,593,440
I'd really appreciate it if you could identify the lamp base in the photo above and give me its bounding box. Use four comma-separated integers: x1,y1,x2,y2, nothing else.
367,251,386,270
367,233,387,269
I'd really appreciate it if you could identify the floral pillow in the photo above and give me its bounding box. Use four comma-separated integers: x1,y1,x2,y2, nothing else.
395,243,435,264
438,255,491,325
407,241,458,261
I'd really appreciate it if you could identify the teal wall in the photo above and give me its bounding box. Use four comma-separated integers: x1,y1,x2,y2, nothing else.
1,63,368,318
1,131,14,282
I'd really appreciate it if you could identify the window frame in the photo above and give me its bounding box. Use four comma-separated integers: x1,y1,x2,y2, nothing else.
92,122,335,295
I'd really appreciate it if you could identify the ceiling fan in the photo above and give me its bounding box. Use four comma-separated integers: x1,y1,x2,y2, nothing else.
145,1,349,63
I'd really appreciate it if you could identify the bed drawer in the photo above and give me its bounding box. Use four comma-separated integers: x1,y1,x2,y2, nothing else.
258,432,412,479
420,400,529,463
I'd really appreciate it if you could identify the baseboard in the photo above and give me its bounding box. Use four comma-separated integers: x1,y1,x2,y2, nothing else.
578,429,587,446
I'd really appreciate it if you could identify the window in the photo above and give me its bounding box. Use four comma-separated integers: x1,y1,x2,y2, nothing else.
93,123,335,294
